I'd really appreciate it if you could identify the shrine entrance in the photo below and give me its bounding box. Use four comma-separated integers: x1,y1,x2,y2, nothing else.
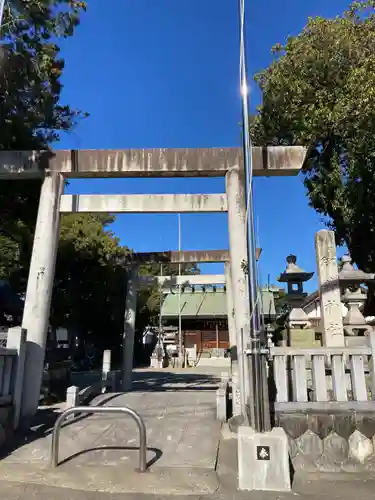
0,146,306,422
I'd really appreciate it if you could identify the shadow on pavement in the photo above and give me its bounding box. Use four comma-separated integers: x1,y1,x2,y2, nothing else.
0,392,123,461
131,370,220,392
59,445,163,468
0,370,219,462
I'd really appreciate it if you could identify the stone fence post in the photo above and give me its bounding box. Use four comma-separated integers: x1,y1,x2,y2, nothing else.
6,327,27,429
102,349,111,393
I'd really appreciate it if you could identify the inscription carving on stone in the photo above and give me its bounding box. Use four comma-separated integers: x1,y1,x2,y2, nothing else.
324,299,341,316
320,254,336,267
315,230,344,347
325,322,344,337
236,388,241,406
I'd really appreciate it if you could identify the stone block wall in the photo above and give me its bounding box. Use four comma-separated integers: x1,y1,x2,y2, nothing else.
0,401,14,452
277,411,375,473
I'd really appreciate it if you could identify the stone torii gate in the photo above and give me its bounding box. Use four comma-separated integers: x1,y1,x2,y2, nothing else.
123,248,263,391
0,146,306,420
124,250,233,391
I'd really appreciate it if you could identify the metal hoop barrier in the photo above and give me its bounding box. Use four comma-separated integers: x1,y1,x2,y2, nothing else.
50,406,147,472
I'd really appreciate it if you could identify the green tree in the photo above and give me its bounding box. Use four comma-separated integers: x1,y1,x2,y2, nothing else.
0,2,123,337
0,0,88,285
0,180,42,292
251,0,375,274
51,214,130,351
1,0,87,149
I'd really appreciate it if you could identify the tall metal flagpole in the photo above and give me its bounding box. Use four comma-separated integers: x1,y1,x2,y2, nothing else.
238,0,268,432
0,0,6,77
178,214,183,366
0,0,5,29
158,263,163,349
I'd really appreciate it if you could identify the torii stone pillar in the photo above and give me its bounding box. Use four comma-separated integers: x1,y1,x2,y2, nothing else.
225,263,236,349
225,261,241,416
226,166,251,416
315,230,345,346
122,265,138,391
21,172,64,419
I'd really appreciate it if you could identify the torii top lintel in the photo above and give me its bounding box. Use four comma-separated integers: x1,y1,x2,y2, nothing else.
0,146,307,179
131,248,262,264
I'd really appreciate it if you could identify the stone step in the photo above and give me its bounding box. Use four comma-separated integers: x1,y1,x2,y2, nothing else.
0,461,220,495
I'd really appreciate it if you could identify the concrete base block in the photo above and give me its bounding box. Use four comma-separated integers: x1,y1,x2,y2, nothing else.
238,426,291,492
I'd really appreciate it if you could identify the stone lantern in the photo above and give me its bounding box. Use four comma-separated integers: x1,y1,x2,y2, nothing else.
277,255,320,347
338,255,374,343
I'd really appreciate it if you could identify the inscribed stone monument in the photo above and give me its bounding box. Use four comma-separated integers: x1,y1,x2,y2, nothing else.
315,230,345,347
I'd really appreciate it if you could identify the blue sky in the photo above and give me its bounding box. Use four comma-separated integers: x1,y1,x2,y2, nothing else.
58,0,350,292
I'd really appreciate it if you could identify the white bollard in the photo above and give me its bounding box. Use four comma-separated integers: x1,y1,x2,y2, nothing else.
102,350,111,393
66,385,79,417
216,381,228,422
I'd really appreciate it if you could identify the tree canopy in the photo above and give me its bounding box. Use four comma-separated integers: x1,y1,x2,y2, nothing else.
51,214,130,348
0,0,87,149
251,0,375,274
0,0,89,293
0,1,132,347
0,1,200,352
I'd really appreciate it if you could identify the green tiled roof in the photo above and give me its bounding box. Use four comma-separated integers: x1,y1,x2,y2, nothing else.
161,289,276,318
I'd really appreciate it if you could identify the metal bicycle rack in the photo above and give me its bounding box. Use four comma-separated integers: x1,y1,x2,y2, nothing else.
50,405,147,472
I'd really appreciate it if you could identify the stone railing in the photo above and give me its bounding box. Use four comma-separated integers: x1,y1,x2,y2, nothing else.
271,332,375,411
0,327,27,452
271,333,375,473
0,332,7,348
0,346,17,402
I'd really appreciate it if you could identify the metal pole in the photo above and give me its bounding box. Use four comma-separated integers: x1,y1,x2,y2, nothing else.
178,214,183,366
238,0,260,336
0,0,6,151
0,0,6,30
158,263,163,347
238,0,266,432
216,319,219,356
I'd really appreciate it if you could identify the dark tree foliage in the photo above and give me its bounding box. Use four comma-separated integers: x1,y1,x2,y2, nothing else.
252,1,375,278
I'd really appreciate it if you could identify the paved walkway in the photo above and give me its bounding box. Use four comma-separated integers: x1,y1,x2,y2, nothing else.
0,368,223,495
2,473,375,500
2,367,375,499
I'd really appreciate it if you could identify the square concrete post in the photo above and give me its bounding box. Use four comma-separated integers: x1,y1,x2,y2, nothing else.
20,172,64,420
216,380,229,422
102,349,111,393
225,166,251,417
238,426,291,491
315,230,345,346
6,327,27,429
66,385,79,409
122,265,138,391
